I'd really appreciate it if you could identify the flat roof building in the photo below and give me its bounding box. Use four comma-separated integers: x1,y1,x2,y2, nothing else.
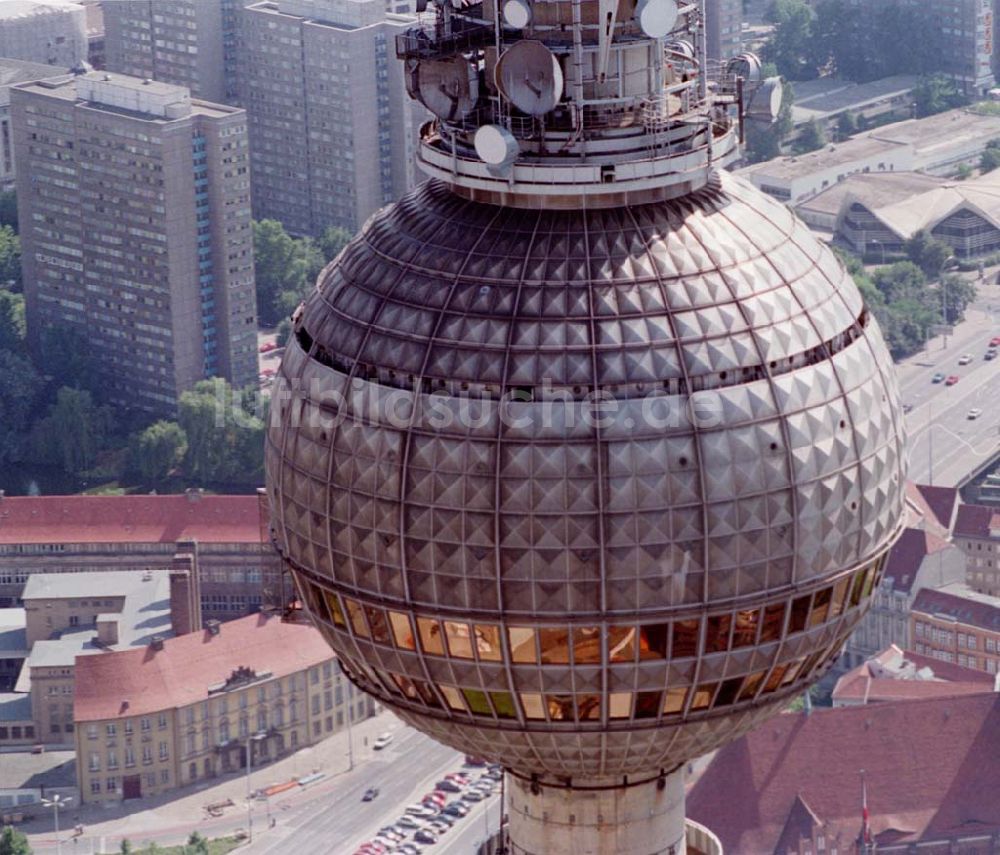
704,0,742,62
0,0,88,67
235,0,417,235
10,71,258,414
0,492,284,623
0,57,66,192
953,502,1000,596
102,0,231,104
18,569,173,745
73,611,374,804
740,107,1000,206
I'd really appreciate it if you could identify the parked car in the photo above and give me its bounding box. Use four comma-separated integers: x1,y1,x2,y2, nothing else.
968,407,984,419
436,779,462,792
932,372,946,383
945,375,960,386
428,820,451,834
414,830,438,845
405,804,438,818
377,827,404,841
443,801,469,817
362,787,380,801
464,755,488,767
396,816,421,830
462,789,486,802
987,349,998,361
990,335,1000,347
373,732,394,750
444,772,471,784
259,341,278,354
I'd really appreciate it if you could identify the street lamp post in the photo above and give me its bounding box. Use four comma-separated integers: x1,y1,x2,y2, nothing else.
941,256,960,348
346,684,354,772
41,793,71,855
245,731,267,842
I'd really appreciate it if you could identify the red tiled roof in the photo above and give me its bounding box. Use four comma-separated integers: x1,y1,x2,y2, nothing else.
900,648,996,684
882,527,950,594
688,695,1000,854
0,494,265,545
912,587,1000,632
74,613,334,721
905,482,957,535
953,503,1000,539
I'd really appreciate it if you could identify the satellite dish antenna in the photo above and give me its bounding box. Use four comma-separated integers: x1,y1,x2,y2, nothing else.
746,76,784,123
502,0,532,28
406,57,479,121
495,40,563,116
727,52,763,83
634,0,678,39
474,124,519,167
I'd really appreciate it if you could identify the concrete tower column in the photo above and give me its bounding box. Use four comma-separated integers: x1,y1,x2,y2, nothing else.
505,769,688,855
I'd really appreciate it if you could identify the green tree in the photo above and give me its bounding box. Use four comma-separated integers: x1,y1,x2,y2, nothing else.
0,826,32,855
119,840,133,855
186,831,210,855
0,349,39,465
178,379,264,484
955,162,974,180
276,316,293,348
0,225,20,289
128,420,188,482
31,387,113,475
835,110,858,139
0,190,16,232
318,225,352,262
36,324,94,392
252,220,325,326
0,289,25,352
980,139,1000,173
763,0,817,80
905,229,953,277
937,273,977,324
913,73,967,118
793,118,827,153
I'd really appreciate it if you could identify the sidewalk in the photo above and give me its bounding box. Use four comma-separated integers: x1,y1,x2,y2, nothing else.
25,708,401,851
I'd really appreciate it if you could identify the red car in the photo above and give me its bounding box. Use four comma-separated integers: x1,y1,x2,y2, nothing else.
945,375,960,386
259,341,278,353
990,336,1000,347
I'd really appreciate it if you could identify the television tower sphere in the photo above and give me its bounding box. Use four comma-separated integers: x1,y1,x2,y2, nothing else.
265,1,907,851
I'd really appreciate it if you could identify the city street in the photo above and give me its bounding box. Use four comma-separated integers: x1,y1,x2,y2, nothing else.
895,291,1000,486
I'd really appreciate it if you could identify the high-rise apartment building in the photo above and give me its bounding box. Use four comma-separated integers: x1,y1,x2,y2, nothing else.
0,0,88,67
11,71,258,414
235,0,416,236
102,0,230,103
0,58,67,192
704,0,743,62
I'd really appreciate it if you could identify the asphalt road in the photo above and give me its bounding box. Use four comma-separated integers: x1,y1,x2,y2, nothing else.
246,724,499,855
895,298,1000,486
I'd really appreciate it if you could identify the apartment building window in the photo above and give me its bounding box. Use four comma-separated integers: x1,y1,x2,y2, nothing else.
106,724,116,738
90,780,101,795
968,636,977,650
89,753,100,772
106,777,118,793
142,746,152,765
141,717,151,732
257,710,267,731
124,720,133,735
160,769,170,784
108,751,118,770
988,638,997,652
159,741,168,761
124,747,135,768
88,725,98,740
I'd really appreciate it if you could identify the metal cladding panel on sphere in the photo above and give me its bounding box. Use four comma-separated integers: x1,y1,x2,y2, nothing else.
265,171,907,780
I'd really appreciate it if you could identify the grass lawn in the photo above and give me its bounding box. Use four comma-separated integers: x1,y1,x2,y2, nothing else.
131,836,243,854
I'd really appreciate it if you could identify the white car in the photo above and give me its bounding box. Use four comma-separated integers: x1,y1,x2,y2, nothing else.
958,353,973,365
968,407,984,419
373,732,394,750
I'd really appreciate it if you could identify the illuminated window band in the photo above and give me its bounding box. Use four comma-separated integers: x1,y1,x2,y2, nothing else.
289,554,883,728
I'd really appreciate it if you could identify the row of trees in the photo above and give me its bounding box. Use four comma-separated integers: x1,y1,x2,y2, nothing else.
253,220,350,326
764,0,950,83
837,231,977,360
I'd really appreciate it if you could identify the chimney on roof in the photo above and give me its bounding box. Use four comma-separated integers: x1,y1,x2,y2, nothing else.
96,614,120,646
170,552,201,637
150,636,165,651
205,619,221,636
185,487,204,503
